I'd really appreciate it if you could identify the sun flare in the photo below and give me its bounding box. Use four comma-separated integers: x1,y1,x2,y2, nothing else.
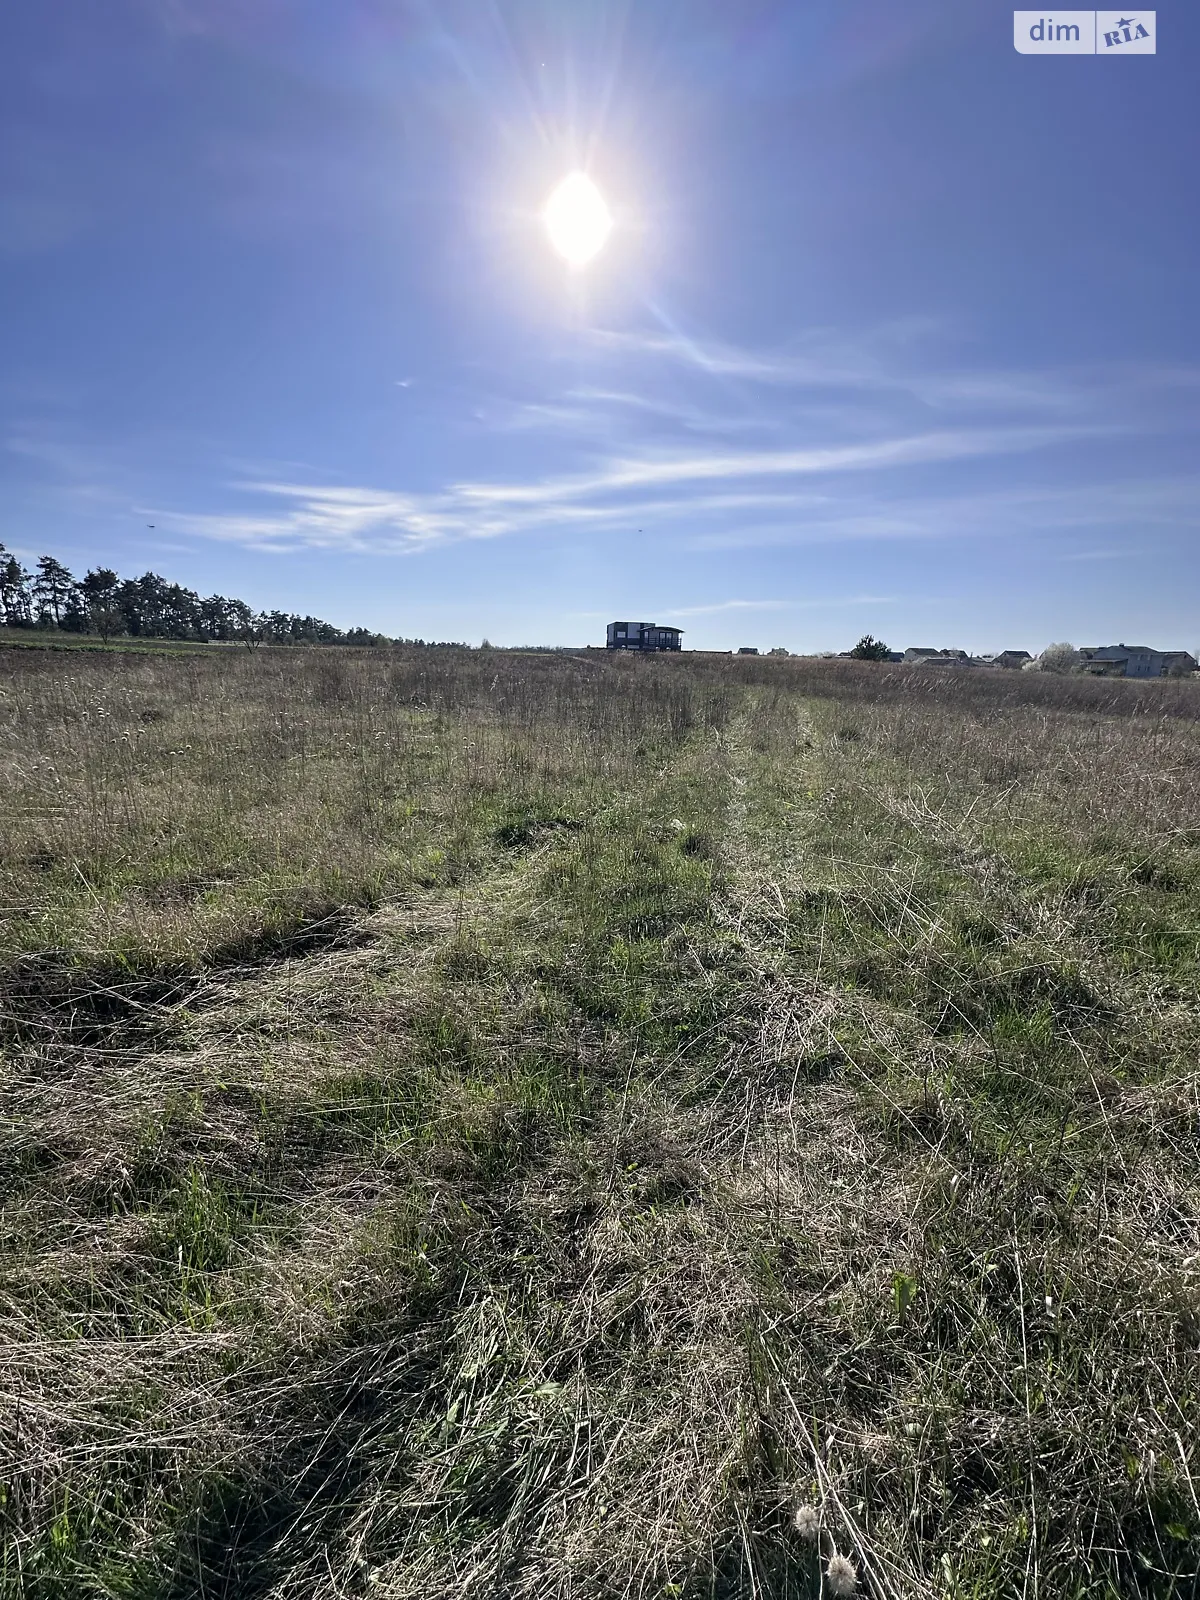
543,172,612,266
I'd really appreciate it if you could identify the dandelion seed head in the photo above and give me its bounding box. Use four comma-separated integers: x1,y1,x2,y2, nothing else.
792,1503,820,1539
826,1551,858,1596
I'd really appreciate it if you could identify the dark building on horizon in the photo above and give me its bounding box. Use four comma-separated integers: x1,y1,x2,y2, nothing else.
606,621,684,652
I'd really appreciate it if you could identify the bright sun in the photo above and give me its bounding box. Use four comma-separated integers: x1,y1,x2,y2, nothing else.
543,173,612,266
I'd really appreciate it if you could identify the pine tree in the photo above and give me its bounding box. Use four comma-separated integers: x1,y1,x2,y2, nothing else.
849,634,892,661
32,556,77,627
79,568,123,641
0,549,33,627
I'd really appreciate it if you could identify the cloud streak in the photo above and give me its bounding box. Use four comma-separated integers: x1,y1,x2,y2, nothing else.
159,422,1111,554
657,595,896,618
452,425,1099,506
141,321,1199,558
589,323,1200,419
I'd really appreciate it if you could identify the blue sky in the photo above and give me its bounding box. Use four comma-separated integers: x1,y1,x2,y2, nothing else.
1,1,1196,651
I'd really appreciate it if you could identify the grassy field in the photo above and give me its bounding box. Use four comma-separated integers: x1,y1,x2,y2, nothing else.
2,645,1198,1599
0,634,221,653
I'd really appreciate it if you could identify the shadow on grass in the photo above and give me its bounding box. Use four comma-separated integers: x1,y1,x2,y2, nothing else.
0,903,371,1050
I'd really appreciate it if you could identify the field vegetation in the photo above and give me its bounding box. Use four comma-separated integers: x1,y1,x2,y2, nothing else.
2,646,1198,1598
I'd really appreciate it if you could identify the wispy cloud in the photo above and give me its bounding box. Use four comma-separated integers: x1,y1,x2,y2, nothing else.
154,421,1104,555
658,599,794,617
588,322,1200,419
658,595,896,618
689,475,1200,551
453,425,1098,507
125,319,1200,558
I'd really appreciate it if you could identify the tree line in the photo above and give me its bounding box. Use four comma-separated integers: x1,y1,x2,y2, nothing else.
0,545,387,646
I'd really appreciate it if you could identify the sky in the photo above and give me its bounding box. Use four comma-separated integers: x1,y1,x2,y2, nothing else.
1,0,1196,653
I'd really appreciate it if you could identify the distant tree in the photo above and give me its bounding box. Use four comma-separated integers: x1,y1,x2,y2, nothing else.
61,585,89,633
0,550,33,627
117,573,174,636
297,614,344,644
768,646,790,656
2,548,368,648
117,570,198,638
79,569,123,641
260,610,291,645
1031,642,1082,674
198,594,232,641
32,556,77,627
162,582,202,639
198,594,269,644
849,633,892,661
132,572,162,634
116,578,142,635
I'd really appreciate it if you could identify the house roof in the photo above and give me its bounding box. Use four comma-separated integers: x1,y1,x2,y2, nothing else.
1084,644,1157,660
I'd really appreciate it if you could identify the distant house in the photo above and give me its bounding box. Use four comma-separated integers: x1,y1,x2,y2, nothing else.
904,647,971,667
606,621,684,652
972,649,1032,669
1080,644,1198,679
737,646,759,655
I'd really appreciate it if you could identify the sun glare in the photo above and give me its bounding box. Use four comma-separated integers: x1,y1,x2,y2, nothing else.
543,173,612,266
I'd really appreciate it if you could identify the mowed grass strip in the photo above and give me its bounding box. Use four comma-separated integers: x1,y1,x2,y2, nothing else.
0,648,1198,1598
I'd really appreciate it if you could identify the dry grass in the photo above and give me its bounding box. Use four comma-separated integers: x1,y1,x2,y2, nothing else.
1,647,1198,1598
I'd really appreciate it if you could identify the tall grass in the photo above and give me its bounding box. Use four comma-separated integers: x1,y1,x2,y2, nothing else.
1,647,1198,1598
